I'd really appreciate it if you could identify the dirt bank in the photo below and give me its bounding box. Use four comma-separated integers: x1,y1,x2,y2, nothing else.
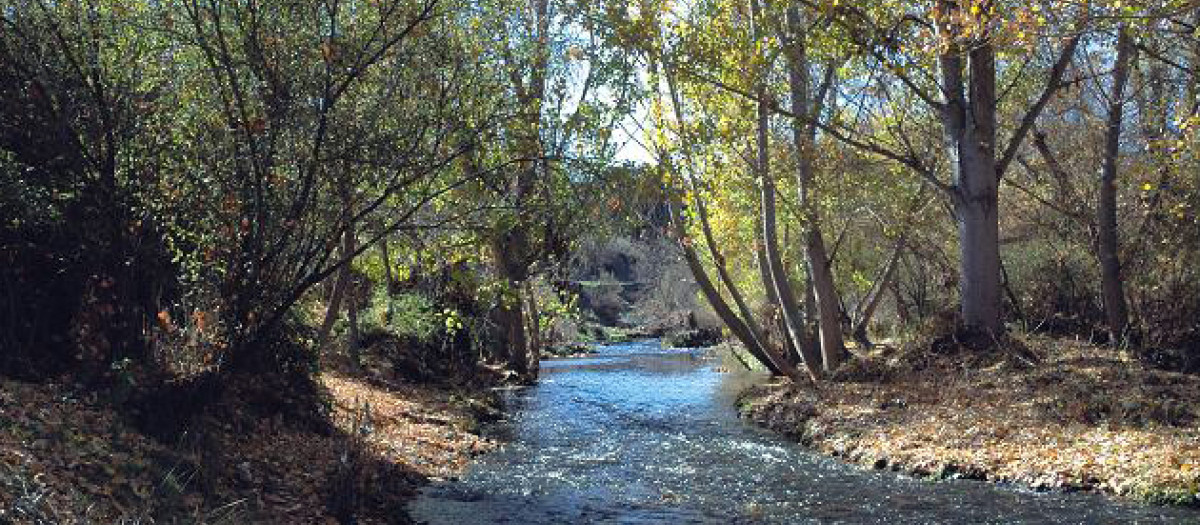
1,372,497,524
738,335,1200,506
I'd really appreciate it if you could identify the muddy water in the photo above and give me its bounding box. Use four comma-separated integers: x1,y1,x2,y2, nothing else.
410,339,1199,524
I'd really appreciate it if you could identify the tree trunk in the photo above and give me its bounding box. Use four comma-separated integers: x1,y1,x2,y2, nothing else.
891,279,910,328
852,237,904,347
938,1,1001,333
754,3,821,378
524,279,542,378
662,58,775,362
1190,10,1200,237
492,239,532,381
345,223,360,363
488,0,549,383
499,297,530,380
955,181,1001,332
805,232,845,369
316,178,356,357
760,105,821,377
379,236,394,323
1187,9,1200,118
1000,258,1025,324
696,198,772,355
678,234,788,376
316,233,351,356
784,6,844,372
756,240,800,365
654,32,792,377
1097,26,1134,341
380,236,394,289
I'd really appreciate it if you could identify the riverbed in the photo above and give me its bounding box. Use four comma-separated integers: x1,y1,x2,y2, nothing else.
410,339,1200,523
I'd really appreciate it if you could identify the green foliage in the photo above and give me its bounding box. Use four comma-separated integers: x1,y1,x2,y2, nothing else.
2,0,1198,383
364,288,440,342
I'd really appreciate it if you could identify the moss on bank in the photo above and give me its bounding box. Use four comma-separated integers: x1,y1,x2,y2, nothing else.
738,335,1200,507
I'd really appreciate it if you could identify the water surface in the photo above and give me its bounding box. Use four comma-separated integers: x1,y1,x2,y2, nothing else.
411,339,1199,524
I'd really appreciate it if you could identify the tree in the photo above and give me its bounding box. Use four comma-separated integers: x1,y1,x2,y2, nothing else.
0,1,172,377
1096,25,1134,341
780,5,845,371
769,0,1083,334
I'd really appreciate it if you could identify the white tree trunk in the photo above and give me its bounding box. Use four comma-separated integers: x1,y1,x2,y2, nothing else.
938,2,1001,333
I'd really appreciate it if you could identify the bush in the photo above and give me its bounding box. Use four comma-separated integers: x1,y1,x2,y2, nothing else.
1007,241,1104,337
1137,276,1200,374
363,288,440,341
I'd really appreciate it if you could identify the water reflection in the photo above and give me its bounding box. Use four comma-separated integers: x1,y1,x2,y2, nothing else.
411,339,1200,524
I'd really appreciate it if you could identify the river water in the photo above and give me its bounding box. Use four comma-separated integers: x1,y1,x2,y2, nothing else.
411,339,1200,524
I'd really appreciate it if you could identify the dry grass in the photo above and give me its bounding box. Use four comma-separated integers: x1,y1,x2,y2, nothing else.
740,335,1200,505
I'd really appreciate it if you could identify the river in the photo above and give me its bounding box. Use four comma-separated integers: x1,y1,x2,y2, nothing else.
410,339,1200,524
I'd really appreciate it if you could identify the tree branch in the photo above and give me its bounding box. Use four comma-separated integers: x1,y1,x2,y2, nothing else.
995,33,1081,182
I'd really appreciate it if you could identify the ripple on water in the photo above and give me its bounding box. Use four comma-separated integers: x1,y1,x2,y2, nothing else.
411,340,1200,524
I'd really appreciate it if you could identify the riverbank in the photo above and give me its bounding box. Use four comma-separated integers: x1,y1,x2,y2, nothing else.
1,370,498,523
738,335,1200,507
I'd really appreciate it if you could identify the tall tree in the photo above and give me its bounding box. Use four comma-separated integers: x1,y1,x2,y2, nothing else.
1096,26,1135,341
781,5,845,371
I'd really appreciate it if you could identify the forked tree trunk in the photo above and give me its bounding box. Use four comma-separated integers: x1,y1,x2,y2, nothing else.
488,0,549,383
937,0,1001,333
852,237,905,347
1097,26,1134,341
662,60,778,368
783,6,844,372
652,30,794,378
754,9,821,379
759,95,822,378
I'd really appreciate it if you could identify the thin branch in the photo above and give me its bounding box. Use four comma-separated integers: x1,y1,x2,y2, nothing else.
995,32,1081,182
678,67,953,194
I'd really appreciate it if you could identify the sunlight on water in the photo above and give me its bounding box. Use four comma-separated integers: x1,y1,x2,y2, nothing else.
411,339,1200,524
